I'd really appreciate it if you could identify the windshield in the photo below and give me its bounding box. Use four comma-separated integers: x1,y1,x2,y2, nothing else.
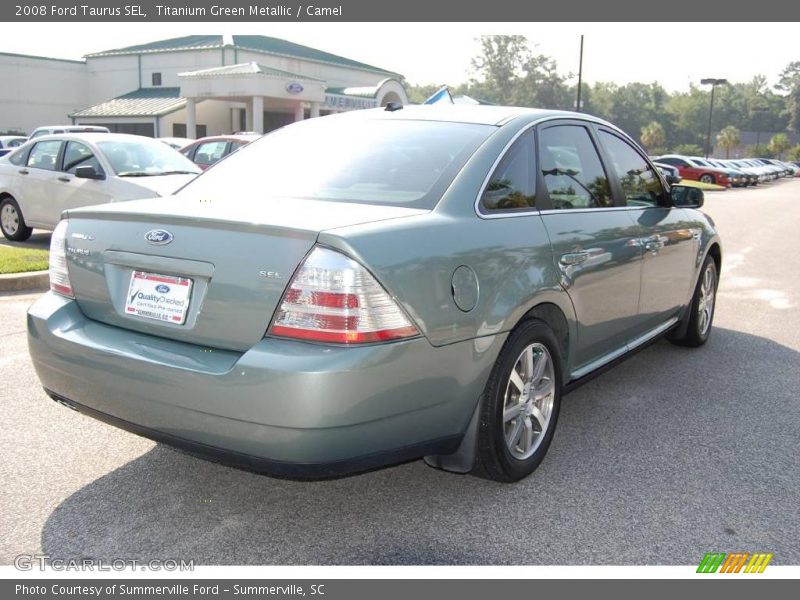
178,117,494,208
98,139,200,177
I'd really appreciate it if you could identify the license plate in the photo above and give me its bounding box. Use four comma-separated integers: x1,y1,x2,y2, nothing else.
124,271,193,325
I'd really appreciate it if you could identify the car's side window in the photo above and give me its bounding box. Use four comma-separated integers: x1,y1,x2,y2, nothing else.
9,147,28,166
63,141,103,175
539,125,613,209
26,141,62,171
480,131,536,212
193,141,228,167
598,130,664,208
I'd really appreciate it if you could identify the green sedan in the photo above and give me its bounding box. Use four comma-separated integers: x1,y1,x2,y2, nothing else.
27,105,721,482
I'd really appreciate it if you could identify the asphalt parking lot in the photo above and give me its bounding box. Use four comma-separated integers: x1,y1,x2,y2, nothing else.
1,180,799,566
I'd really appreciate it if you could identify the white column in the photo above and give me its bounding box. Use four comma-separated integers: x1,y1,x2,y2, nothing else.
252,96,264,133
244,101,253,131
185,98,197,139
310,102,320,118
294,102,305,122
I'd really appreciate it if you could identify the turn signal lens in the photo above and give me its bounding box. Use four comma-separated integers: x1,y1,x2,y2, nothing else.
49,220,74,298
269,247,419,344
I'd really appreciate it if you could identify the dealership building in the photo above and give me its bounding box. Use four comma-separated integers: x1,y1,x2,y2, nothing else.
0,35,408,137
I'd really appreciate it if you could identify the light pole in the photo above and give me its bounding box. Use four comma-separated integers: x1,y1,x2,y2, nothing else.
701,78,728,158
575,35,584,112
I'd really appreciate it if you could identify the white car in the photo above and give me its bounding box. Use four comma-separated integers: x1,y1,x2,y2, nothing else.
0,133,200,241
0,135,28,158
28,125,110,139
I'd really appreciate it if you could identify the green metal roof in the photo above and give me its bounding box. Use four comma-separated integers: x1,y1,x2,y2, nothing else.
0,51,85,65
86,35,400,76
86,35,222,56
180,62,325,82
70,87,186,118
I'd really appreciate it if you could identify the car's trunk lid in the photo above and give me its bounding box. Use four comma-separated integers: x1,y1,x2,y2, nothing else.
64,196,427,351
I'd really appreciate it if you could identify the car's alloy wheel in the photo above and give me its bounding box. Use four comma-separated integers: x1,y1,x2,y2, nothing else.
1,202,19,236
697,263,716,336
502,343,555,460
474,319,562,482
669,255,718,348
699,174,715,184
0,198,32,241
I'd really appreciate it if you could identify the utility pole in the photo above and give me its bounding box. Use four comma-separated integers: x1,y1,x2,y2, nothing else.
576,35,584,112
701,78,728,158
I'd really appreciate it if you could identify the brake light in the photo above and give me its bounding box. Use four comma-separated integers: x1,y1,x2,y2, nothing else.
269,247,419,344
49,220,73,298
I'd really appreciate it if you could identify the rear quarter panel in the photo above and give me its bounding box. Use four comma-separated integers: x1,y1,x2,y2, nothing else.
320,212,573,350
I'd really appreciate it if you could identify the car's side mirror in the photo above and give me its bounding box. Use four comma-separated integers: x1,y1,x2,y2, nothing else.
670,184,704,208
74,165,105,180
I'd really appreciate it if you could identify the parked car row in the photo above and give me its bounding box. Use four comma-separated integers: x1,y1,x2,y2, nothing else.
653,154,799,187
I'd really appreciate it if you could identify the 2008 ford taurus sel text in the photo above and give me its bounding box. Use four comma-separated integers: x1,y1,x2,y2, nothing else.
27,106,721,482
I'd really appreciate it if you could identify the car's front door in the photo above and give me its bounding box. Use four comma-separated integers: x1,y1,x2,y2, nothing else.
536,121,644,373
52,141,114,216
20,139,64,227
595,128,698,331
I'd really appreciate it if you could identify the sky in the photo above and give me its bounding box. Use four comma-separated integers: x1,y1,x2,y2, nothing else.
2,22,797,92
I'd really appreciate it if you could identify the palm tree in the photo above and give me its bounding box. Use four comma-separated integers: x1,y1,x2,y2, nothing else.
716,126,741,159
769,133,791,159
640,122,666,154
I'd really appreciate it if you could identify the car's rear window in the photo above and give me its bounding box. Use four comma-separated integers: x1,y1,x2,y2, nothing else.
179,118,495,209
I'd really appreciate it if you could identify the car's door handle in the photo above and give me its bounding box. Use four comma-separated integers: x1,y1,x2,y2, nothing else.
57,176,70,183
18,169,29,175
559,252,590,266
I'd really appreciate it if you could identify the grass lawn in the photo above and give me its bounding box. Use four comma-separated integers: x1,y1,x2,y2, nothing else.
680,180,726,191
0,245,49,274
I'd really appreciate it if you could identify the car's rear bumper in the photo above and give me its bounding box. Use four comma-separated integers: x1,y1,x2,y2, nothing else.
28,293,504,478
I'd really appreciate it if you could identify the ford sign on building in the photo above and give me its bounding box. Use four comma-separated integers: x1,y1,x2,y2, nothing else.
286,82,304,94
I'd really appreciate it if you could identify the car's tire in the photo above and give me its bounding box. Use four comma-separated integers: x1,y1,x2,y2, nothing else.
472,320,563,482
0,197,33,242
699,173,715,184
669,255,718,348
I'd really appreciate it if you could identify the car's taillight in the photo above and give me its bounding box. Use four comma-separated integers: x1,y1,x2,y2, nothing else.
49,220,73,298
269,247,419,344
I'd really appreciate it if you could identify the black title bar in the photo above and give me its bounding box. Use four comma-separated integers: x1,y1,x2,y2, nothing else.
3,0,800,21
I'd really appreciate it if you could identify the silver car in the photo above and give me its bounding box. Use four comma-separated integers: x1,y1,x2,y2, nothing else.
28,106,721,482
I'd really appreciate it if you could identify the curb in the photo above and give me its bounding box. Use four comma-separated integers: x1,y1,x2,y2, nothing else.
0,270,49,293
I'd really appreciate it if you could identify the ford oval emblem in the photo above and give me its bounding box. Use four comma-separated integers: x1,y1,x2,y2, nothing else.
155,284,171,294
286,82,304,95
144,229,174,245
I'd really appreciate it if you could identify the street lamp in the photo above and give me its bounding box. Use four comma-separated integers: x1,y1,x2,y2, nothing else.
701,78,728,159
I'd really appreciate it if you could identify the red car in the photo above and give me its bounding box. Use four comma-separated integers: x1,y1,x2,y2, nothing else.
181,133,260,170
653,155,731,187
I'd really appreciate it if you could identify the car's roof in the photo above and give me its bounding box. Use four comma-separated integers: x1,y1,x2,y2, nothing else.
330,105,597,127
31,132,162,144
33,125,107,130
189,134,261,144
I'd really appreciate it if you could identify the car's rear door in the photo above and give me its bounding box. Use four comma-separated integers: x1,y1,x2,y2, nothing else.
595,128,698,331
536,120,644,372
